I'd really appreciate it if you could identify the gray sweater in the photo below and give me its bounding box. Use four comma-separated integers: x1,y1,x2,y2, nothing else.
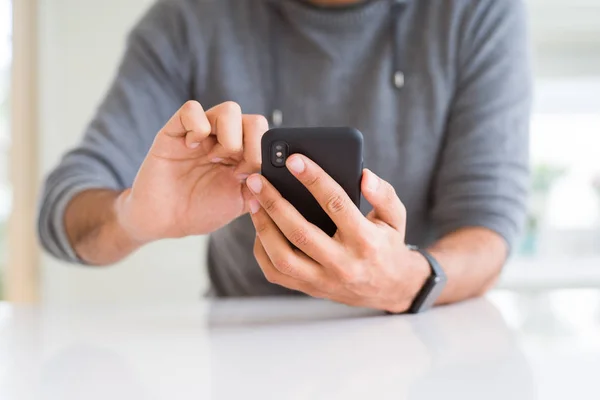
38,0,531,296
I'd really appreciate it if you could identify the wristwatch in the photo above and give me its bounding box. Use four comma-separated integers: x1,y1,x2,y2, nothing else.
407,246,447,314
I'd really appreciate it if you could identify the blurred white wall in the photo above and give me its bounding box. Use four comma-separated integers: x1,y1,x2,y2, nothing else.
38,0,209,306
528,0,600,77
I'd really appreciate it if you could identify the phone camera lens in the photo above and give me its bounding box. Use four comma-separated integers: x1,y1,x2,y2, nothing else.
272,141,288,168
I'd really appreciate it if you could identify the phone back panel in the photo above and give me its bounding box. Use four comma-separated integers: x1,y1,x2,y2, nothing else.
261,127,363,237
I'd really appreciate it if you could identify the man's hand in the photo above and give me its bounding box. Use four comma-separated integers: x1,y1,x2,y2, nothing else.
64,100,269,265
245,154,431,313
117,100,269,244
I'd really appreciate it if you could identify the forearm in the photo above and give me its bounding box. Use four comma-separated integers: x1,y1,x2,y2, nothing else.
417,227,508,306
65,189,143,266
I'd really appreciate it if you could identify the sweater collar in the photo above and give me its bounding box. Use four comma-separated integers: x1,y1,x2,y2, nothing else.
273,0,403,32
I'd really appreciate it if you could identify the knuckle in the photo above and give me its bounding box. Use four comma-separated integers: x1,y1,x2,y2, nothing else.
256,115,269,129
351,270,370,286
273,256,296,276
386,184,398,202
222,101,242,115
398,201,407,219
384,182,406,215
385,181,397,198
326,192,347,214
254,220,269,235
357,236,378,258
262,198,278,214
288,227,310,248
253,241,261,258
246,114,269,131
263,270,280,285
336,267,356,284
182,100,202,114
335,264,370,289
253,238,265,259
304,173,321,188
317,281,336,297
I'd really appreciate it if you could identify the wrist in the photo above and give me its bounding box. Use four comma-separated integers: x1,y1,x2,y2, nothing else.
113,189,149,250
65,189,146,266
406,248,432,306
386,247,430,313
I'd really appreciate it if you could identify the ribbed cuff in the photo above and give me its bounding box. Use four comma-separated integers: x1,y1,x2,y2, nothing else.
39,179,119,265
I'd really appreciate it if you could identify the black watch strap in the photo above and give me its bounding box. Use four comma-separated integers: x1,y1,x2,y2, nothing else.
408,248,448,314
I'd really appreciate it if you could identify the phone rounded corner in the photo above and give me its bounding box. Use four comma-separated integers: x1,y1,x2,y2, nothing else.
261,128,278,145
347,127,364,145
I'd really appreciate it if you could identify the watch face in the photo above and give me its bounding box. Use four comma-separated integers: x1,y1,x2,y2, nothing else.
410,249,448,314
419,280,446,312
412,276,447,313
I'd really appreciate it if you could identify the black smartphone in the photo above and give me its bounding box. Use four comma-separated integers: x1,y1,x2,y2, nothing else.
261,127,364,237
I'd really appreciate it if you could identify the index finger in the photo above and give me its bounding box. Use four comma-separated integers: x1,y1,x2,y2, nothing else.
285,154,368,237
246,174,344,266
204,101,243,154
160,101,212,149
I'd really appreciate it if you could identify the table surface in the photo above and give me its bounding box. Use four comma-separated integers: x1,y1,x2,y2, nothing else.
1,290,600,400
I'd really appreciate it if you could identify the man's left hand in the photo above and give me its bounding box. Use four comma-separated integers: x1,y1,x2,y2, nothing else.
245,154,430,313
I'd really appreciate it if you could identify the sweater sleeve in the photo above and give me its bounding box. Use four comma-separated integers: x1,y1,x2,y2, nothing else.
430,0,532,250
37,0,195,263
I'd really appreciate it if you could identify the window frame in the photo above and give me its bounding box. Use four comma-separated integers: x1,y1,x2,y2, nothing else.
6,0,39,303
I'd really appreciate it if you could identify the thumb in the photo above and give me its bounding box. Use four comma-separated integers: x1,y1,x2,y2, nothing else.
362,169,406,231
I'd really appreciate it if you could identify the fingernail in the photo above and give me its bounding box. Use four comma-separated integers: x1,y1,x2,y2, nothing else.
211,157,224,163
367,171,380,192
249,199,260,214
287,156,305,174
189,142,200,149
236,173,250,181
246,175,263,194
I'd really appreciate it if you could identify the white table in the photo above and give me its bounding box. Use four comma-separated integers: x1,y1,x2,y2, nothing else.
1,290,599,400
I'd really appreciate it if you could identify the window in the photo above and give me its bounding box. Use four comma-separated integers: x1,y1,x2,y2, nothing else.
504,0,600,287
0,0,11,299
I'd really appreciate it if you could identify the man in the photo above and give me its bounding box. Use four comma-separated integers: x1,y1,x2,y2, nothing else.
38,0,531,313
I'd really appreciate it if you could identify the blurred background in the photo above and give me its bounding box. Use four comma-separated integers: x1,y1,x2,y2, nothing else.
0,0,599,306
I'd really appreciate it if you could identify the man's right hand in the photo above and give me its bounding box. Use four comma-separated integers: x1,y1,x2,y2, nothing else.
115,101,269,245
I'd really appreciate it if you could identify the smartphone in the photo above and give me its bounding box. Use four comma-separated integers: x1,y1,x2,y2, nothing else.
261,127,364,237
